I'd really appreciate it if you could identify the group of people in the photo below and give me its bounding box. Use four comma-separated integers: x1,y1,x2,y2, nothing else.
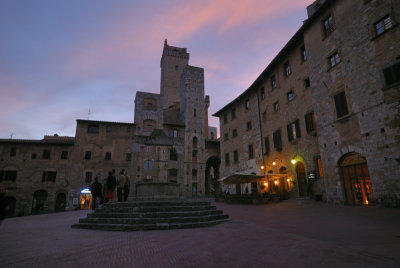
89,169,130,210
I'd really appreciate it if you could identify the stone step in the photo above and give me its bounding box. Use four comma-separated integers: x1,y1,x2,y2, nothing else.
137,205,217,212
71,200,228,232
104,201,211,208
88,209,223,219
71,219,230,231
96,205,217,213
79,214,229,225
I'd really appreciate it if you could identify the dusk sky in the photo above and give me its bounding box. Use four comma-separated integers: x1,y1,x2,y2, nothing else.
0,0,314,139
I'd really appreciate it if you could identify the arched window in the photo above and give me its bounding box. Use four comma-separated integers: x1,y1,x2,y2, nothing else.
169,148,178,160
192,136,198,148
143,98,157,110
167,169,178,182
143,119,156,132
192,150,198,163
279,166,287,174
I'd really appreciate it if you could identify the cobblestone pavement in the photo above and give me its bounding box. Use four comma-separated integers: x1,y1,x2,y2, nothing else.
1,199,399,268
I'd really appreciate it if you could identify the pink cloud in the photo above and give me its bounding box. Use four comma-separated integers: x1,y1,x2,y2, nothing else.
60,0,313,80
0,74,36,117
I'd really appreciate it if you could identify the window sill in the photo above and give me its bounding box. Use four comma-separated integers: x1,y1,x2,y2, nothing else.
335,114,351,123
290,140,299,145
322,29,335,41
307,130,317,137
327,61,342,72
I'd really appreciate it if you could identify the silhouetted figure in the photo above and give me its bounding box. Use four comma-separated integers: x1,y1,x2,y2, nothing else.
0,191,7,224
106,171,117,203
90,177,103,210
124,171,130,202
117,170,125,202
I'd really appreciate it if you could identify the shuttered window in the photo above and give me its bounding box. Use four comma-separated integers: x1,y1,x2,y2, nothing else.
383,61,400,87
305,111,316,133
273,130,282,151
334,91,349,118
264,136,270,155
287,120,301,141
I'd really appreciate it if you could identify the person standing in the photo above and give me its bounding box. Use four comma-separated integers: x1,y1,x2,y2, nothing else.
106,171,117,203
90,177,103,210
123,171,130,202
117,170,125,202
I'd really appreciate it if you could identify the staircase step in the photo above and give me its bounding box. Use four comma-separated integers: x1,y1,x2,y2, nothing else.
72,219,230,231
71,200,228,232
79,214,229,225
88,209,223,219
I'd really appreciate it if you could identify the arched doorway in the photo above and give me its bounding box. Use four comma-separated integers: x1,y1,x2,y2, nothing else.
32,190,48,214
55,192,67,212
3,196,16,217
339,153,373,205
296,162,307,196
205,156,220,196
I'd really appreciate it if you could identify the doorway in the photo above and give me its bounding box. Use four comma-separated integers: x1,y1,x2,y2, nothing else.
55,193,67,212
296,162,307,196
32,190,48,214
3,196,16,217
340,153,373,205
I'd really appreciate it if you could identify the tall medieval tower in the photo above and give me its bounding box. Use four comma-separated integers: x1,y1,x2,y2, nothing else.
160,39,189,110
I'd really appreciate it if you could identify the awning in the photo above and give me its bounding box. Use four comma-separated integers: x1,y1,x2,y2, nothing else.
218,173,289,184
218,173,265,184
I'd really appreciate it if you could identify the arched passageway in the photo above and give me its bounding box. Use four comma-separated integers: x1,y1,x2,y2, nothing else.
3,196,16,217
55,192,67,212
32,190,48,214
339,153,373,205
205,156,220,196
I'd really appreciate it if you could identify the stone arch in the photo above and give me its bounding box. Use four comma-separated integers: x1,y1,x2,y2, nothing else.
55,191,67,212
339,152,373,205
32,190,48,214
3,196,16,217
205,156,220,196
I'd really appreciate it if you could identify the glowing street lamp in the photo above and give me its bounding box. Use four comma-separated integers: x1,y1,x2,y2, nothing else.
272,161,277,166
291,159,296,164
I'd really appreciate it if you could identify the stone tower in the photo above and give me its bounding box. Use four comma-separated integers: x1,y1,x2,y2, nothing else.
160,39,189,110
180,66,206,196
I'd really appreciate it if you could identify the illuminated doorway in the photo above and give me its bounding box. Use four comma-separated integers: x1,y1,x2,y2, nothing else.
340,153,373,205
296,162,307,196
80,188,92,210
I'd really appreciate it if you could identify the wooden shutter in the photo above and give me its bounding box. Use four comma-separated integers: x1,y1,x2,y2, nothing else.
295,119,301,138
287,124,293,141
264,137,270,155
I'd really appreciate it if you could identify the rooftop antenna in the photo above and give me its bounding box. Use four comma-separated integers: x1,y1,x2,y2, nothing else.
87,109,91,120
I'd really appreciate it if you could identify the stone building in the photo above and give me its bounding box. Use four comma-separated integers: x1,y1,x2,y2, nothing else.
214,27,321,198
0,40,220,216
303,0,400,205
214,0,400,205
